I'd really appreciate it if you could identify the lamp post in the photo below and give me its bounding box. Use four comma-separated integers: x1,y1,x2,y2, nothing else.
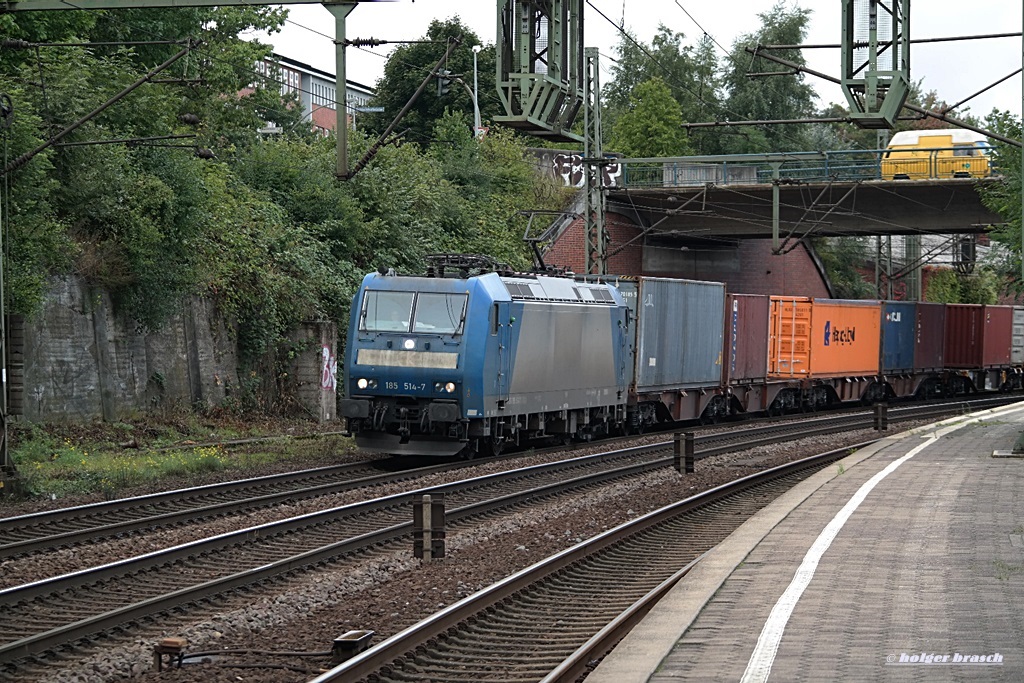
472,45,482,138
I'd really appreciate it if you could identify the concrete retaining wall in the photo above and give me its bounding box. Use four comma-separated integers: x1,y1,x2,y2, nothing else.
13,277,337,423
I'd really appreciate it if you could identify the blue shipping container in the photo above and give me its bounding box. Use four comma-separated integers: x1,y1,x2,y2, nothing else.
882,301,916,373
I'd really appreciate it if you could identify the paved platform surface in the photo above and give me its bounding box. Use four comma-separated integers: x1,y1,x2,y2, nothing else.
589,403,1024,682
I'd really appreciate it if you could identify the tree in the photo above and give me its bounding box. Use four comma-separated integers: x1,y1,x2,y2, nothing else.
720,2,816,153
359,18,498,146
0,6,572,374
0,6,304,327
608,78,692,158
603,25,721,147
979,110,1023,288
810,237,874,299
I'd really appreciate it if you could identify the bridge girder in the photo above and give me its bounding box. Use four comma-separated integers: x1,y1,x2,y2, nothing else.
609,178,1003,246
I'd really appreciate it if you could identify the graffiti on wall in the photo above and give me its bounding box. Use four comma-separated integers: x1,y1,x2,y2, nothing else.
551,153,622,188
320,345,338,392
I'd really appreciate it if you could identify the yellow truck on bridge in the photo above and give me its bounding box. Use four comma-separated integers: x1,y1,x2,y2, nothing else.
881,128,993,180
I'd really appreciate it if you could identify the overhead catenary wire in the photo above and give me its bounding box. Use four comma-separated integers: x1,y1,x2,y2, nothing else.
746,45,1023,148
586,0,831,154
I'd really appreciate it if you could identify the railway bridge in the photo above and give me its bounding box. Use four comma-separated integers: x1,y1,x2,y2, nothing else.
596,149,1004,251
536,146,1007,298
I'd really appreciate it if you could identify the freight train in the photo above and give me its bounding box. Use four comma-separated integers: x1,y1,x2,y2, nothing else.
339,255,1024,458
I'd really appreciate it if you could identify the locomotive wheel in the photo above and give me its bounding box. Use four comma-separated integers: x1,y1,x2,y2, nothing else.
477,438,505,458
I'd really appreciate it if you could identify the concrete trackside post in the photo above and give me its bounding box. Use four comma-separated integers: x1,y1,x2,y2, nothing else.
430,493,446,559
874,403,888,431
674,433,695,474
413,493,446,561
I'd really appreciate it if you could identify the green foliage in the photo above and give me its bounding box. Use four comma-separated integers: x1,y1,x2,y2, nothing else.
1,6,301,325
979,111,1023,286
603,26,721,147
810,237,875,299
924,268,1000,304
13,438,227,498
359,18,496,147
609,78,692,158
720,2,816,153
959,270,1000,304
924,268,961,303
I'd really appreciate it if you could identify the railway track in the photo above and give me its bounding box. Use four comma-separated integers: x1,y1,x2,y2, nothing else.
0,396,1011,677
0,458,462,558
310,445,851,683
0,434,737,667
0,395,1000,560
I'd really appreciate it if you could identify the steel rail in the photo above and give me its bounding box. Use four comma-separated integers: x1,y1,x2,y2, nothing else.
0,411,858,557
0,397,1002,671
310,444,862,682
0,459,455,557
0,447,690,662
2,395,1007,560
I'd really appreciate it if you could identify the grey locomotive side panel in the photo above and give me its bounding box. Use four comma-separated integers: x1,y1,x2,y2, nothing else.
507,302,619,411
635,278,725,390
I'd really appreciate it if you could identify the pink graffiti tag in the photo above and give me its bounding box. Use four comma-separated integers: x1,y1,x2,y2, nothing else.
321,345,338,392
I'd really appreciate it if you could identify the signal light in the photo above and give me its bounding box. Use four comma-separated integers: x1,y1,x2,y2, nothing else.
437,69,452,97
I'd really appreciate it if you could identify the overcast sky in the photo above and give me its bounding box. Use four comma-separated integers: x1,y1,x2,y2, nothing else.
254,0,1022,122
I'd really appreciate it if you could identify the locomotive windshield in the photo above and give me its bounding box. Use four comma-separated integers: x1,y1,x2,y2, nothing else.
413,293,468,334
361,291,414,332
360,290,467,335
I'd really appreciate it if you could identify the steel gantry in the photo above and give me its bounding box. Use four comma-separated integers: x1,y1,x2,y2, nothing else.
841,0,911,129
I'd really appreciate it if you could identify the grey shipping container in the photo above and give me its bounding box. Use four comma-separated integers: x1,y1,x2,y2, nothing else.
1013,307,1024,365
725,294,769,384
627,277,726,390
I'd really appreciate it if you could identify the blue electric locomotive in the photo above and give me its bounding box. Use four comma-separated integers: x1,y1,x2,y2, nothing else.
340,257,630,457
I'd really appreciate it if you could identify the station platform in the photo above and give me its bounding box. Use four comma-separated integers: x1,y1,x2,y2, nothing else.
589,401,1024,682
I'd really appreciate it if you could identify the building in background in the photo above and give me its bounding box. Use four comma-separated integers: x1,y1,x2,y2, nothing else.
248,54,376,135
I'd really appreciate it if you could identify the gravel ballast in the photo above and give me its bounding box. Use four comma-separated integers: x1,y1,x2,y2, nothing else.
3,426,912,683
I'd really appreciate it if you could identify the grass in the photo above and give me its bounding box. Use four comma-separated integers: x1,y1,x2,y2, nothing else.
993,559,1024,581
5,414,357,501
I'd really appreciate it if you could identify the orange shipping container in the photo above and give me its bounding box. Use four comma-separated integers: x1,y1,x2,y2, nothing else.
769,297,881,378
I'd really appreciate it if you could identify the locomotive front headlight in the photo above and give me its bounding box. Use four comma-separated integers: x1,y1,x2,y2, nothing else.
444,382,457,393
356,378,369,390
403,338,415,350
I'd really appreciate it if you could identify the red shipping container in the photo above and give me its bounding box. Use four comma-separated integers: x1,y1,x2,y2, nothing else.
944,304,1013,368
983,305,1013,367
914,302,945,371
725,294,769,384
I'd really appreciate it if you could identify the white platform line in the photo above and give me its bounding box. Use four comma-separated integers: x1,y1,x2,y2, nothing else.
741,401,1024,683
737,403,1024,683
738,437,933,683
